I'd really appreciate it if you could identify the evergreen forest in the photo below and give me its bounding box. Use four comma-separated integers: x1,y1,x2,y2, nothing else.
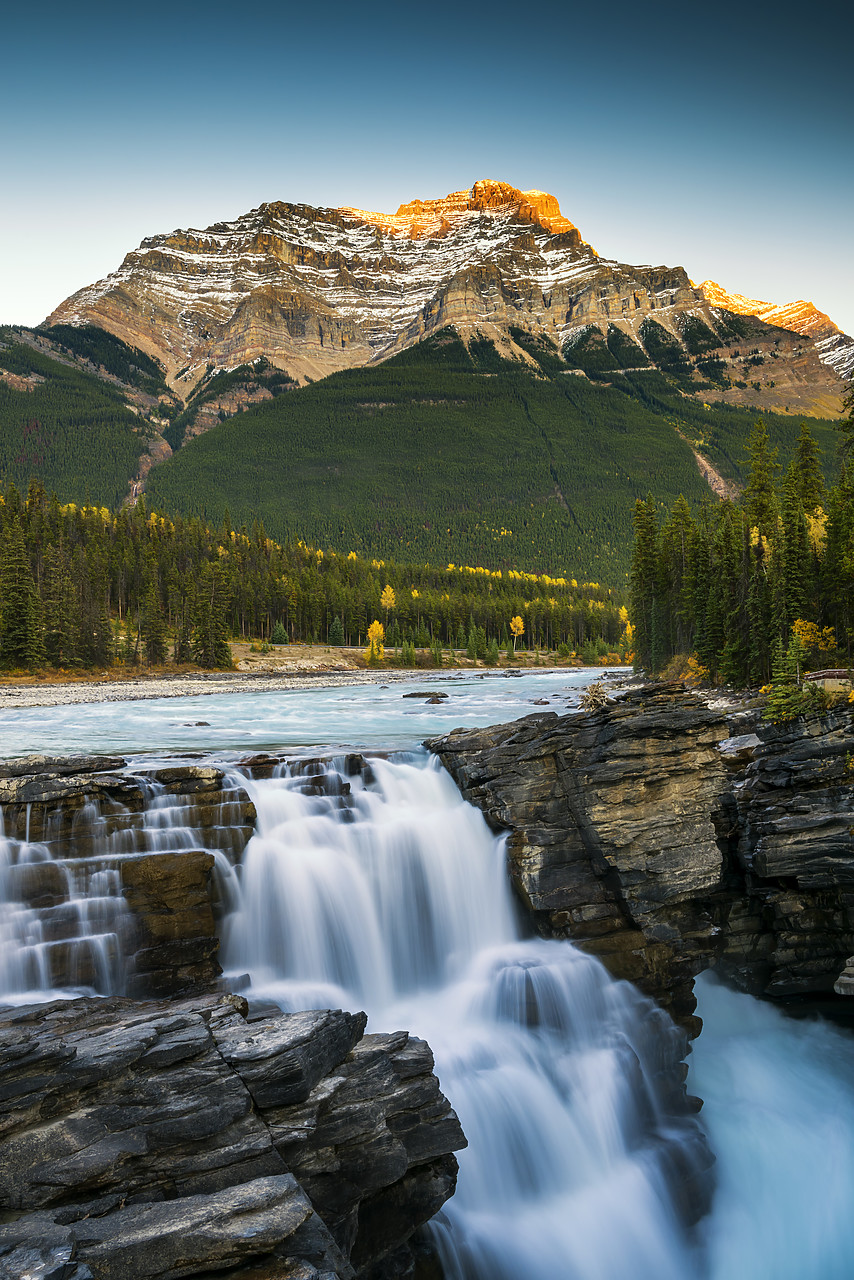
629,408,854,707
0,333,151,508
145,330,841,583
0,481,629,672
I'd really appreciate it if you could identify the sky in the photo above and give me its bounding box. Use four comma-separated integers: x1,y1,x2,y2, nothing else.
2,0,852,334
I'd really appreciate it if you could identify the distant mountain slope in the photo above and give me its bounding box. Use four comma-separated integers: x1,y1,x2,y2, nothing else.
144,330,841,583
0,331,157,507
699,280,854,381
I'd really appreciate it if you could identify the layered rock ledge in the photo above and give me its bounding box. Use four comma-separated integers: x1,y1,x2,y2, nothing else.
428,684,854,1031
0,756,256,995
0,993,465,1280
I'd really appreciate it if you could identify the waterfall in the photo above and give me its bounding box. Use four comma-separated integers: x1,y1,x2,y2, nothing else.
0,808,131,1001
223,750,711,1278
0,775,244,1004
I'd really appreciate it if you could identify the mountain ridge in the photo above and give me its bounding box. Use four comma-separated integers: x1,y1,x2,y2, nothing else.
45,179,851,428
698,279,854,380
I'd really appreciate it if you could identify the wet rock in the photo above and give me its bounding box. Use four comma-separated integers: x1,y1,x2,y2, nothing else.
0,755,127,779
0,995,464,1279
121,850,220,995
429,687,854,1021
834,957,854,995
429,684,729,1030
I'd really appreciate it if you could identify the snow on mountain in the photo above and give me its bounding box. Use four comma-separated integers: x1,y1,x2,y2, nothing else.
699,281,854,380
46,181,697,389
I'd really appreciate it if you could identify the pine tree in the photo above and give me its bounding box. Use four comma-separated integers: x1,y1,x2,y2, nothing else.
778,469,811,627
0,515,45,669
42,545,75,666
742,420,779,535
788,421,825,512
141,578,168,666
629,497,662,670
192,564,232,668
660,495,696,656
746,540,773,685
328,616,344,646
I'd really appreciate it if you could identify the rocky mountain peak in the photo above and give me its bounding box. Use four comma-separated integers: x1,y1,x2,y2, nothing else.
339,178,579,241
44,182,852,401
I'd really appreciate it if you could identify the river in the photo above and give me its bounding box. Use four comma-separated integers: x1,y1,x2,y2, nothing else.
1,667,852,1279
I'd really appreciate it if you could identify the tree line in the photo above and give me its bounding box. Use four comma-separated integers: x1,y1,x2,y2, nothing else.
0,480,630,671
629,411,854,690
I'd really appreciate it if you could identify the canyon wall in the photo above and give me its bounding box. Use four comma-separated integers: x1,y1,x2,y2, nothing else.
429,684,854,1033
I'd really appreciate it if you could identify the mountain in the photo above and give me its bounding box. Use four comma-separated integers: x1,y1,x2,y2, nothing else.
699,280,854,381
0,326,172,508
12,181,849,580
46,179,850,432
142,329,841,583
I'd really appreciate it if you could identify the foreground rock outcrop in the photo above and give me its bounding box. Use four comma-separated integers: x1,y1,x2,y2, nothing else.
0,993,465,1280
430,685,730,1031
429,685,854,1030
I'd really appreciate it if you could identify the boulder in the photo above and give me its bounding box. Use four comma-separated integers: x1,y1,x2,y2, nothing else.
0,994,465,1279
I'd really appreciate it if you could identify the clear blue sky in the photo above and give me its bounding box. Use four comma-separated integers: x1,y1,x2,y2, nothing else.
2,0,852,334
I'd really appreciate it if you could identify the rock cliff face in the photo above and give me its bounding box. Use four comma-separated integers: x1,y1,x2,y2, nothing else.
699,279,854,381
428,686,854,1032
48,178,847,413
0,993,464,1280
430,686,731,1032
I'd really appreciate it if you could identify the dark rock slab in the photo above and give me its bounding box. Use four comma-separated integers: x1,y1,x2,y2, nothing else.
429,685,854,1017
429,684,729,1030
0,994,464,1279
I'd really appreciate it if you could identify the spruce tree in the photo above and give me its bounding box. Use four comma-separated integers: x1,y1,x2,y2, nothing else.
629,497,662,671
0,515,45,669
42,545,75,666
743,420,779,535
192,564,232,668
788,421,825,512
778,470,811,626
141,579,168,666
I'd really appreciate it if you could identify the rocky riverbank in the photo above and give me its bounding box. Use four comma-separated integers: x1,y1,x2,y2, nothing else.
428,683,854,1033
0,992,464,1280
0,667,429,711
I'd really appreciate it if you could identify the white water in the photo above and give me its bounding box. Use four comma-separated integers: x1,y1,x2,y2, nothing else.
0,808,131,1002
3,676,854,1277
691,975,854,1280
0,778,245,1004
223,751,710,1278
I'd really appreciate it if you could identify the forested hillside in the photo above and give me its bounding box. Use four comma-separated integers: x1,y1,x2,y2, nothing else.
0,333,151,508
630,412,854,699
145,330,841,584
0,481,628,671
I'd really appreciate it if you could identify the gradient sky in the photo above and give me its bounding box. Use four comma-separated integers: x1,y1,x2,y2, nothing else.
2,0,852,334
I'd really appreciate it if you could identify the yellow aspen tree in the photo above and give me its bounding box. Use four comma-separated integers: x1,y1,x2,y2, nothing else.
510,615,524,651
380,584,395,631
365,619,385,666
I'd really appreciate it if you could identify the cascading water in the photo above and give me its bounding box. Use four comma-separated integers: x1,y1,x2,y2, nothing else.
223,751,712,1278
0,776,245,1004
0,809,131,1000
